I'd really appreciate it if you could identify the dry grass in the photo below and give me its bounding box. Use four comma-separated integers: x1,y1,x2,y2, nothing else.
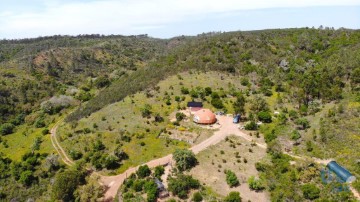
188,135,270,201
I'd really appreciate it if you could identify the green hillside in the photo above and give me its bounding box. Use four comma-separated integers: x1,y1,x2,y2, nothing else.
0,28,360,201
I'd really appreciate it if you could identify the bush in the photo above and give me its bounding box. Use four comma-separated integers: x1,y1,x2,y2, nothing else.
42,128,49,135
136,165,151,178
245,121,257,130
154,165,165,178
94,76,111,88
0,123,15,135
290,130,301,140
190,89,198,98
69,150,83,160
247,176,265,190
302,183,320,200
192,192,203,202
224,191,241,202
141,104,152,118
204,87,212,96
264,130,277,143
132,179,144,192
255,162,267,172
295,118,310,130
114,146,129,161
181,87,189,94
288,110,298,120
240,77,250,86
173,149,198,171
257,111,272,123
144,180,158,202
34,118,46,128
176,112,186,122
225,170,239,187
211,98,224,109
19,170,35,186
168,174,200,199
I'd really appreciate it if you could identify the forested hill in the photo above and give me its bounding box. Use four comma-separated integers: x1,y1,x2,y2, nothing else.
1,28,360,125
66,28,360,121
0,34,170,124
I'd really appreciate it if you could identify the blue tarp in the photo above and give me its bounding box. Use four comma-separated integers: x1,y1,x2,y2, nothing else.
327,161,356,183
233,114,240,123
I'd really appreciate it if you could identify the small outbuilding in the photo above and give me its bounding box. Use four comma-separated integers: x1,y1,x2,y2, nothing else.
193,109,216,124
187,102,203,112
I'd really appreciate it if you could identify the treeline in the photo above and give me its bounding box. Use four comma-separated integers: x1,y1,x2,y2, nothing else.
66,28,360,122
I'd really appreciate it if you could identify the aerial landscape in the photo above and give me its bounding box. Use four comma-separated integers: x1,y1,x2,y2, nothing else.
0,1,360,202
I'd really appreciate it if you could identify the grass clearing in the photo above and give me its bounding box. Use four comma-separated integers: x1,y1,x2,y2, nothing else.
57,71,254,173
0,113,62,161
188,135,270,202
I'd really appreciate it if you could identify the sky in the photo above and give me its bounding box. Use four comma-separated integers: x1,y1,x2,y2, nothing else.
0,0,359,39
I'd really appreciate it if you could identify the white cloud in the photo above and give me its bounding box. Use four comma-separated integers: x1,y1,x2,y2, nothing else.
0,0,359,38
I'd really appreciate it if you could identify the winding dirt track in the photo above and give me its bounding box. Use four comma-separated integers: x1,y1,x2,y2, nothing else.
50,115,360,202
50,119,75,166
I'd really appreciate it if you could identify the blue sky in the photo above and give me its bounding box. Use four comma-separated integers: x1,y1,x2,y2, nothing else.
0,0,359,39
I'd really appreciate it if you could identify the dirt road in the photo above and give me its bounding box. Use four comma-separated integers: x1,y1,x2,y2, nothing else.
50,120,75,166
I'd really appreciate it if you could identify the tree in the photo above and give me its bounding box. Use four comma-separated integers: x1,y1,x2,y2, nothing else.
233,93,245,115
302,183,320,200
250,96,269,113
224,191,241,202
144,180,158,202
52,169,85,201
257,111,272,123
136,165,151,178
104,155,119,169
0,123,15,135
247,176,265,191
173,149,198,171
225,170,239,187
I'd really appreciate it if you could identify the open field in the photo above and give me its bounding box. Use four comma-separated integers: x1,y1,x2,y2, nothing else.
189,135,269,201
56,71,255,173
0,114,62,161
